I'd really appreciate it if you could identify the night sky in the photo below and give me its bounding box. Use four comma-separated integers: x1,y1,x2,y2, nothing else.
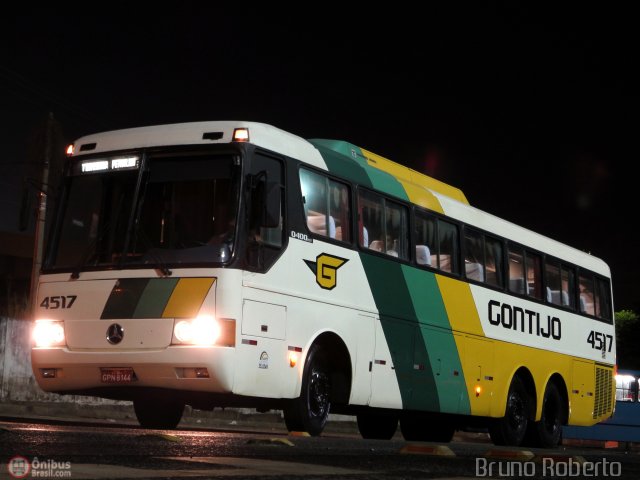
1,7,638,311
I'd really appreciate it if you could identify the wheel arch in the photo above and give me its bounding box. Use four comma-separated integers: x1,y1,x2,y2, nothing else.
307,331,353,405
512,366,537,420
543,373,569,424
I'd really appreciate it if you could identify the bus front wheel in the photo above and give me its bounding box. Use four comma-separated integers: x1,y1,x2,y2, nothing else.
489,376,530,446
283,344,331,436
133,397,185,429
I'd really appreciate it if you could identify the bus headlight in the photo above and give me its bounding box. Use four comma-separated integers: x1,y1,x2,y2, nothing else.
172,315,221,346
33,320,66,347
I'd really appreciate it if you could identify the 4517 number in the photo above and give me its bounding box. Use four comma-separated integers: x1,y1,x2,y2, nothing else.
587,330,613,352
40,295,77,309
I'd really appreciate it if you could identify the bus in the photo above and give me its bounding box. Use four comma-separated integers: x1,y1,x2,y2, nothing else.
31,121,616,447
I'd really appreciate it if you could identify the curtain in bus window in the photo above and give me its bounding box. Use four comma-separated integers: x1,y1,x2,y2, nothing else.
438,220,459,274
328,179,351,242
464,229,484,282
415,211,436,266
485,236,504,287
358,190,383,251
545,261,562,305
561,266,576,309
508,246,526,294
385,200,408,259
526,252,543,300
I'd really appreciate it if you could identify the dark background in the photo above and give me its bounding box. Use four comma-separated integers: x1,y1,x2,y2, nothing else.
1,6,637,311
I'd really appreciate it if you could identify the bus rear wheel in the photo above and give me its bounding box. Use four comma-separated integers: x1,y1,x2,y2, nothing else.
283,344,331,436
133,397,185,429
489,376,530,446
525,382,565,448
356,412,398,440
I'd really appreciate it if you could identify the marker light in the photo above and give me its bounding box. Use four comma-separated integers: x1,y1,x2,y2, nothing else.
173,315,221,345
475,385,482,397
33,320,66,348
289,351,299,368
66,144,75,156
232,128,250,142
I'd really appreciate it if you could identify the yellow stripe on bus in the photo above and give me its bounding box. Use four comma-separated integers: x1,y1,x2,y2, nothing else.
360,147,469,208
435,274,484,336
162,278,215,318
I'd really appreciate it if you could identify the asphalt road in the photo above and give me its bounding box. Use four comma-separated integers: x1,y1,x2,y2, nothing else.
1,418,639,479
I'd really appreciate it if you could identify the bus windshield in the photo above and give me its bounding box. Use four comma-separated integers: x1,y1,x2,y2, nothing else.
47,152,241,271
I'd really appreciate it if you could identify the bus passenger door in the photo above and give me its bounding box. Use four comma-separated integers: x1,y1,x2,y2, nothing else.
349,314,376,405
369,315,408,410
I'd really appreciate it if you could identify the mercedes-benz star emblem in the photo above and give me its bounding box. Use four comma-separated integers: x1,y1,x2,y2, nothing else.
106,323,124,345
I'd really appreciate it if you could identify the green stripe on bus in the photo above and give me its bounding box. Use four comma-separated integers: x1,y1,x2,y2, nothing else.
312,140,409,202
101,278,150,319
402,265,471,414
133,278,179,318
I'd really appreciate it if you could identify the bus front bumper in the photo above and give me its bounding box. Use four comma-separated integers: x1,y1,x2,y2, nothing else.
31,345,235,395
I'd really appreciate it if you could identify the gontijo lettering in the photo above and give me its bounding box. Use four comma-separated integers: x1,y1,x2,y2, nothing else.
488,299,561,340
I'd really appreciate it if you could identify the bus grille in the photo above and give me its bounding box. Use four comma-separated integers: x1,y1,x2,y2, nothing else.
593,366,614,419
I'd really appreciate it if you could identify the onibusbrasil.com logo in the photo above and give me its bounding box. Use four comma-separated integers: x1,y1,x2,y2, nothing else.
7,456,71,478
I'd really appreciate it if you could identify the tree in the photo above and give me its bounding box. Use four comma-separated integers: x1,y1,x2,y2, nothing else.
615,310,640,370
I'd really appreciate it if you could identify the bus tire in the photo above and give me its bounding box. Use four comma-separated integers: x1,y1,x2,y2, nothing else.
489,376,530,446
526,382,565,448
356,412,398,440
399,413,455,443
133,397,184,429
283,344,331,436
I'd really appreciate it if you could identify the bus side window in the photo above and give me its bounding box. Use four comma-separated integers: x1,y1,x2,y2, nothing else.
300,169,329,236
595,277,612,322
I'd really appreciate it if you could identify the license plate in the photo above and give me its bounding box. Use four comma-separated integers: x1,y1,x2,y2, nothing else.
100,368,136,384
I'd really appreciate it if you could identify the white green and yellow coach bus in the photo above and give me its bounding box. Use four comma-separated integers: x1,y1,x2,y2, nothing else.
32,121,615,447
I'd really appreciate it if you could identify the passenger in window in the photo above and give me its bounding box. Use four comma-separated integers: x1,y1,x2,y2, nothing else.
385,234,398,257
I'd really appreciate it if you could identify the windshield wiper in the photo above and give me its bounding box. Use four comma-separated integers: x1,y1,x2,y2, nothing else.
133,228,172,277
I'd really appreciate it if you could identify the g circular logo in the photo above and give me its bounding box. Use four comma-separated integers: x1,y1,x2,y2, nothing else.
106,323,124,345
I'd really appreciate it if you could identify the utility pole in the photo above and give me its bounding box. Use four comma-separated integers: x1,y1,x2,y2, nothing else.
29,112,53,315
